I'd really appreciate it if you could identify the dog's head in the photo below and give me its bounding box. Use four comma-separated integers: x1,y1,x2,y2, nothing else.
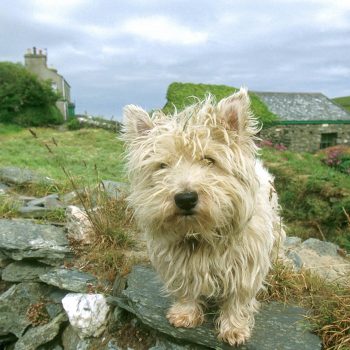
122,88,260,242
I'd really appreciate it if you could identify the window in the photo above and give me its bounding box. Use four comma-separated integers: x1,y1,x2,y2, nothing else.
320,133,337,149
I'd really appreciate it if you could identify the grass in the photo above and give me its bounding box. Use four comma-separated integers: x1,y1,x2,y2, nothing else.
162,82,279,126
261,147,350,250
0,123,125,195
332,96,350,113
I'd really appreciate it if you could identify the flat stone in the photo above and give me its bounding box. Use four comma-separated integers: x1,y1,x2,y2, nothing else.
0,167,54,186
18,206,56,219
114,266,322,350
0,183,10,194
14,313,67,350
2,261,51,282
302,238,339,257
26,194,62,209
100,180,128,200
40,267,98,293
0,219,71,263
284,236,302,249
62,293,111,338
0,282,57,338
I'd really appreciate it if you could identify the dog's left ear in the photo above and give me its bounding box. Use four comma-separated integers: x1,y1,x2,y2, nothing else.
217,88,251,133
122,105,154,140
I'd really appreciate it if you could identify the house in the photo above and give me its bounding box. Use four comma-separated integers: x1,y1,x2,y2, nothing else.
24,47,74,120
255,92,350,152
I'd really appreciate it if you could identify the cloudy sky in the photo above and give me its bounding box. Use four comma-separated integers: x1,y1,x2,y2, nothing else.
1,0,349,120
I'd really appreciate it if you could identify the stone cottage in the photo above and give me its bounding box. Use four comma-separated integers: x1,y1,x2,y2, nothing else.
256,92,350,152
24,47,74,120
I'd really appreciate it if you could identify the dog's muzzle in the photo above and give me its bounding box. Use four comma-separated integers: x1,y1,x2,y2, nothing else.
174,191,198,213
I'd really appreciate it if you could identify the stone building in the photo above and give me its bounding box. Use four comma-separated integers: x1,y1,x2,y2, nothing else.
256,92,350,153
24,47,74,120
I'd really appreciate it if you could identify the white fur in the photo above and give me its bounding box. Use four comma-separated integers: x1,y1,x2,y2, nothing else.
122,89,285,346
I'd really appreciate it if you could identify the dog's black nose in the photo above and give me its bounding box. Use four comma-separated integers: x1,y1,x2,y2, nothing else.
174,191,198,211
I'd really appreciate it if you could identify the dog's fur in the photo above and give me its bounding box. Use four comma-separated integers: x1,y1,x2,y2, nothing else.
122,89,285,345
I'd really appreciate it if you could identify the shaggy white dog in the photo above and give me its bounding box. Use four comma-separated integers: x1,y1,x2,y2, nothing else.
122,88,285,345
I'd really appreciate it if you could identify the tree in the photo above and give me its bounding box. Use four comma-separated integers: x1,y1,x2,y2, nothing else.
0,62,63,126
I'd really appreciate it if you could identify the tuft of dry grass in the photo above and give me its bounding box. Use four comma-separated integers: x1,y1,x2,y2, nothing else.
260,261,350,350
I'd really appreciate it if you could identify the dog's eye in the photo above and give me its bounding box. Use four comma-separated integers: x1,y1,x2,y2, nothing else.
159,163,168,169
202,156,215,165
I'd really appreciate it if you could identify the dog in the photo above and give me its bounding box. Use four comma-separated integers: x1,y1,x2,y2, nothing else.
122,88,285,346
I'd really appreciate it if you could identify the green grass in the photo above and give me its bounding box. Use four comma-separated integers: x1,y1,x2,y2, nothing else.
261,147,350,250
162,82,279,126
0,123,125,194
332,96,350,113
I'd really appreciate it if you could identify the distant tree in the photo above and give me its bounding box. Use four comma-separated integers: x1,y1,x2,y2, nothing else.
0,61,63,126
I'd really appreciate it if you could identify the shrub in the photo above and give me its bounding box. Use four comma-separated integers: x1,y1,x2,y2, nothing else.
0,61,62,126
162,82,279,127
320,146,350,175
66,117,83,130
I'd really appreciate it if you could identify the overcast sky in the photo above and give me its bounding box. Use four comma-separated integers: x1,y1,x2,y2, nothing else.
1,0,350,120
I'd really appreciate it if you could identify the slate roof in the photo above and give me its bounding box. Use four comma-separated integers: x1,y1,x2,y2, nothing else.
253,92,350,122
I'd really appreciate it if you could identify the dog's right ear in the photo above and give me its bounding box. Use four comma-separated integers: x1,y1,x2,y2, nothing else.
122,105,154,140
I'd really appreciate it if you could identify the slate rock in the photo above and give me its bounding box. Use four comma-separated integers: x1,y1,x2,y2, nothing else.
40,267,98,293
100,180,128,200
115,266,322,350
0,219,71,263
2,261,51,282
62,293,111,338
0,183,10,194
14,313,67,350
0,167,54,186
0,282,56,338
18,206,56,219
26,194,61,208
302,238,339,257
284,236,302,249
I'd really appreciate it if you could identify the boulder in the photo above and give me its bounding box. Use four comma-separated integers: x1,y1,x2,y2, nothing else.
0,167,54,186
40,267,99,293
0,219,71,264
14,313,67,350
62,293,111,338
0,282,59,338
2,261,51,282
114,266,322,350
100,180,128,200
66,205,94,243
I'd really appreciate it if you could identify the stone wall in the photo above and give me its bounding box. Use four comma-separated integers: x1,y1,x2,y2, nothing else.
260,123,350,153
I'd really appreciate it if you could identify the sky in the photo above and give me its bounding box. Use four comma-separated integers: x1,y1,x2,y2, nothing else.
1,0,350,120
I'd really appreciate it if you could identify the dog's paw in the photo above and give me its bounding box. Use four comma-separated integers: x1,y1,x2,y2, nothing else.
166,302,204,328
218,326,251,346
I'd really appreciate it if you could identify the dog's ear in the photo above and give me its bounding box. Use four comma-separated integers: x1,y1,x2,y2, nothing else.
217,88,251,133
123,105,154,140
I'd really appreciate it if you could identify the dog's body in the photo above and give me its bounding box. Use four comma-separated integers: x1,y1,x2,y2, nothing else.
123,89,285,345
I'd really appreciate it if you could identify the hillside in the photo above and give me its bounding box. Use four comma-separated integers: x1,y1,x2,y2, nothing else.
332,95,350,113
162,82,279,126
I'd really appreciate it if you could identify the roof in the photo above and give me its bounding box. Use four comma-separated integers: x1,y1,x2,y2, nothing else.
253,92,350,122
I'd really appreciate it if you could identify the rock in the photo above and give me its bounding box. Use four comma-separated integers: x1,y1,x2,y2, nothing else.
0,251,10,268
149,338,201,350
26,194,63,209
100,180,128,200
18,206,56,219
114,266,322,350
2,261,51,282
0,282,57,338
62,293,111,338
302,238,338,257
0,219,71,263
40,267,98,293
284,236,302,249
14,313,67,350
0,167,54,186
66,206,94,243
0,183,10,194
285,237,350,285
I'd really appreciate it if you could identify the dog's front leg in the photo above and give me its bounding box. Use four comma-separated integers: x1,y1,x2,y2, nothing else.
166,299,204,328
216,296,258,346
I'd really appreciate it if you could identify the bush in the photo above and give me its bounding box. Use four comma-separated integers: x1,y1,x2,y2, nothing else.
66,117,83,130
0,61,62,126
162,82,279,127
